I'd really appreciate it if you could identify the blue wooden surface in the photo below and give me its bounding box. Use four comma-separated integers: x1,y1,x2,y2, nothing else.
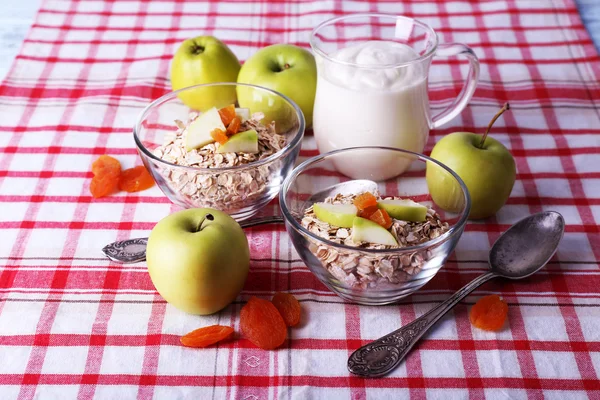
0,0,598,81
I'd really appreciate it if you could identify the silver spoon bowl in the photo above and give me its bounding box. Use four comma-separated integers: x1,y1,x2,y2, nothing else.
102,179,378,263
347,211,565,378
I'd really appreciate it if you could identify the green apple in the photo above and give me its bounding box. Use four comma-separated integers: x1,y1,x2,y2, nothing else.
378,199,427,222
185,107,224,151
313,202,357,228
171,36,241,111
237,44,317,130
217,129,258,154
146,208,250,315
352,217,398,246
426,103,516,220
235,107,250,122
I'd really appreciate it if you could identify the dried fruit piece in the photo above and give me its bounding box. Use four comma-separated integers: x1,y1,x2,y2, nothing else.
180,325,234,348
368,208,392,229
470,294,508,331
358,205,379,219
92,155,121,178
271,292,301,327
218,104,236,126
90,155,121,198
118,165,155,192
211,128,229,145
226,116,241,136
353,192,378,211
240,296,287,350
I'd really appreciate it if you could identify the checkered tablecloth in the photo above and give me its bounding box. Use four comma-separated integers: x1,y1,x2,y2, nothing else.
1,0,599,399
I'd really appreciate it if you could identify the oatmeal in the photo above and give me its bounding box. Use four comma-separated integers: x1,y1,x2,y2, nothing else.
301,192,450,289
151,110,288,211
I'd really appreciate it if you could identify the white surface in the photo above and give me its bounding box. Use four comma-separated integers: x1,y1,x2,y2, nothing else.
0,0,42,81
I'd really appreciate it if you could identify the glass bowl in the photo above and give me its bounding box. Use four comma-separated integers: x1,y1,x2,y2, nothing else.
134,82,305,221
280,147,470,305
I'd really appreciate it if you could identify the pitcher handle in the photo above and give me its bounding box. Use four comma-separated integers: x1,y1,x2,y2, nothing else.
430,43,480,130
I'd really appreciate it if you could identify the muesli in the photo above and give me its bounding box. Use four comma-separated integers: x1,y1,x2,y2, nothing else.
301,191,450,289
151,107,287,210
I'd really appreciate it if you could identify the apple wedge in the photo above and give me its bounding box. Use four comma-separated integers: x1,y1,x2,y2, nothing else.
352,217,398,246
185,107,225,151
217,129,259,154
378,199,428,222
313,202,357,228
235,108,251,122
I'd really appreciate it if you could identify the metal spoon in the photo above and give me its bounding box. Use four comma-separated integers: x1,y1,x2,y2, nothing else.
347,211,565,378
101,179,378,263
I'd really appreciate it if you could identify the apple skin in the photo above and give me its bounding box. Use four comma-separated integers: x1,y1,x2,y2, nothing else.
171,36,241,111
427,132,516,220
146,208,250,315
237,44,316,129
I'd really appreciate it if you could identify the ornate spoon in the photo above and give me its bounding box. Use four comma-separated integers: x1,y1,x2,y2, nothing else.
348,211,565,378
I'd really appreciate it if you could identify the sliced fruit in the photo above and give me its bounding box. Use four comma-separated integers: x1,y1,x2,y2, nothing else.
210,128,229,145
180,325,234,348
353,192,378,211
218,104,236,126
352,217,398,246
235,108,251,122
358,205,379,219
185,107,226,151
216,129,259,154
368,208,392,229
226,116,241,135
377,199,428,222
313,202,358,228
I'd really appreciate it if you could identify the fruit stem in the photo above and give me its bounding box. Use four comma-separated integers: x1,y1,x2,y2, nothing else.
284,63,290,69
196,214,214,232
478,102,510,149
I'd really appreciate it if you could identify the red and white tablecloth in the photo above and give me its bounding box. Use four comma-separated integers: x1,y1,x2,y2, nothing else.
1,0,599,399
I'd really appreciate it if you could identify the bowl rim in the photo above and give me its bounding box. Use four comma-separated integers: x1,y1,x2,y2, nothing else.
279,146,471,254
133,82,306,172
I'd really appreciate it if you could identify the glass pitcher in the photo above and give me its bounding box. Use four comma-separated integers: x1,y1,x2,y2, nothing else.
309,14,479,179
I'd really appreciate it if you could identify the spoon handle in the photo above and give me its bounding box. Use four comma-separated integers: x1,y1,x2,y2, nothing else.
101,215,284,264
348,271,497,378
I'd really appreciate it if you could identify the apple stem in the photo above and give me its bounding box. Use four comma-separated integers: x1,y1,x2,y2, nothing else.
284,63,290,69
196,214,214,232
479,102,510,149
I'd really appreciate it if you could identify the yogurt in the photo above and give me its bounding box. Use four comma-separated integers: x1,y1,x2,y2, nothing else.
312,41,430,180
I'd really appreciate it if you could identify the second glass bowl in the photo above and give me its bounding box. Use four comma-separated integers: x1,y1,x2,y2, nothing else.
134,83,305,221
280,147,471,305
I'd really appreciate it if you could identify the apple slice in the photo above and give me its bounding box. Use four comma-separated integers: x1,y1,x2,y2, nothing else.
378,199,428,222
352,217,398,246
217,129,259,154
313,202,357,228
185,107,226,151
235,108,251,122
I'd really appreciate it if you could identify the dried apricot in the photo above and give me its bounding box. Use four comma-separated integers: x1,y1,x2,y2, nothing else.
469,294,508,331
226,116,241,135
240,296,287,350
180,325,234,348
118,165,155,192
353,192,378,211
218,104,236,126
92,155,121,178
211,128,229,145
272,292,301,327
90,155,121,198
358,205,379,219
369,208,392,229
